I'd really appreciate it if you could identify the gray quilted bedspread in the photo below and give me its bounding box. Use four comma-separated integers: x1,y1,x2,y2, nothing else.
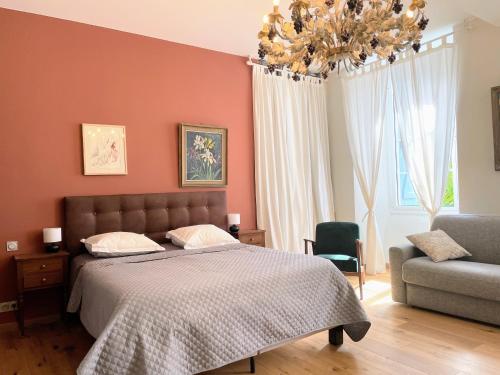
68,243,370,375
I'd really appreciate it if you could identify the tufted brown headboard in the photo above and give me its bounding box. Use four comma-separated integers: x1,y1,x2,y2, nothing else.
64,191,227,256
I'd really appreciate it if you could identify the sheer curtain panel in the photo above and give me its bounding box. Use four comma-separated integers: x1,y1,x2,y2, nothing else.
253,65,335,252
341,65,390,275
390,39,458,222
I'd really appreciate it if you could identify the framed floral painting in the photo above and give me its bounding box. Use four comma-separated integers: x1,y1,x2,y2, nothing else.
82,124,127,175
179,124,227,187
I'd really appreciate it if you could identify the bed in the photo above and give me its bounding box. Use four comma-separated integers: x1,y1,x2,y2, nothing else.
64,191,370,375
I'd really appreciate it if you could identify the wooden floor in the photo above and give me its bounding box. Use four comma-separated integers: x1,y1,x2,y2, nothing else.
1,274,500,375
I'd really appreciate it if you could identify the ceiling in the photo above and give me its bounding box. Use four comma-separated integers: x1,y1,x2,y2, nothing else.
0,0,498,56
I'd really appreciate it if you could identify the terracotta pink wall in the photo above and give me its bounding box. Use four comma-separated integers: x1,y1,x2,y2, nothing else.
0,8,256,322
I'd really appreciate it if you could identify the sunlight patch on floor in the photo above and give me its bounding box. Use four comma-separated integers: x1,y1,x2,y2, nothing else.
349,278,393,306
363,280,393,305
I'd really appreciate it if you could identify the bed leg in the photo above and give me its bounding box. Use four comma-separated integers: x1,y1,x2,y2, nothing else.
249,356,256,373
329,326,344,346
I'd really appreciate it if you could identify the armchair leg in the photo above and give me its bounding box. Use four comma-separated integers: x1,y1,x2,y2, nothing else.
358,272,364,300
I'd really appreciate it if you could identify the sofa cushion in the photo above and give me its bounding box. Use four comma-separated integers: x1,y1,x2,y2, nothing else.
317,254,359,272
407,229,471,262
402,257,500,302
431,215,500,265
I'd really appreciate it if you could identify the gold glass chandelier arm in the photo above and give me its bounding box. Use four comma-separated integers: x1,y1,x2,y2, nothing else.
385,0,396,12
271,23,287,41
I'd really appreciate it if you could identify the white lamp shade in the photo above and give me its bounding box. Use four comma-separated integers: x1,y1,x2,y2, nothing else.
227,213,241,226
43,227,62,243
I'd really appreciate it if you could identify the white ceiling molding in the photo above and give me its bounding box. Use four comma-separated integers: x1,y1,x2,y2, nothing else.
0,0,496,56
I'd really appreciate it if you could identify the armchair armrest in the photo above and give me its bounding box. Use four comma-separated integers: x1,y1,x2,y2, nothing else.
355,240,364,265
304,239,316,255
389,245,425,303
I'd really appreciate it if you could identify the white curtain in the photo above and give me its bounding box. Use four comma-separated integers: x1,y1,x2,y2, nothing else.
341,65,390,275
391,40,458,222
253,65,335,252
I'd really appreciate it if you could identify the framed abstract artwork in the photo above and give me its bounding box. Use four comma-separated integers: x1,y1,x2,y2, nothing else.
81,124,127,175
179,123,227,187
492,86,500,171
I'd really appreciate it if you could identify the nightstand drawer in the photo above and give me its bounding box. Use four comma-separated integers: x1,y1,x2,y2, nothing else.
24,271,63,289
242,237,264,246
239,231,265,247
22,258,63,275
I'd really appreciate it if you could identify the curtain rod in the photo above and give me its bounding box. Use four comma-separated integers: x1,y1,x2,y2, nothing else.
246,32,454,77
354,32,455,71
246,56,324,80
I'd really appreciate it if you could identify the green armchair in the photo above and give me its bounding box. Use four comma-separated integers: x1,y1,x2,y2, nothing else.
304,222,366,299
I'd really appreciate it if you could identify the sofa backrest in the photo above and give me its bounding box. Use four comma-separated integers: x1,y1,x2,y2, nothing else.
431,215,500,265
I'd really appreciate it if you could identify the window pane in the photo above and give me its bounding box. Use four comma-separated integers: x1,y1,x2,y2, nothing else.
399,172,419,206
442,170,455,207
397,144,418,206
396,145,456,208
398,145,407,173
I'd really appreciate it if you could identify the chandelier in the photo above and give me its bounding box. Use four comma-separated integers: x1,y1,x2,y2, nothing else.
257,0,429,80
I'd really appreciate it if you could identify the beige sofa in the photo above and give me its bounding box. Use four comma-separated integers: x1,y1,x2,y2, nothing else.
390,215,500,326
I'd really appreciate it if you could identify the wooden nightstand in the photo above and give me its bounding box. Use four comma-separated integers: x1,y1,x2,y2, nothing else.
238,229,266,247
14,251,69,335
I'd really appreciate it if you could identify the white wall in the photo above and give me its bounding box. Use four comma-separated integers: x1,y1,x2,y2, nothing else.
455,20,500,214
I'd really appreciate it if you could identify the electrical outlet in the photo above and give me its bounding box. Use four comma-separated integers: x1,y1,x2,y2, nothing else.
6,241,18,252
0,300,17,313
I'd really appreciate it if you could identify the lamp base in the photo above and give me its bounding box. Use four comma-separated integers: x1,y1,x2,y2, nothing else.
45,243,60,253
229,225,240,239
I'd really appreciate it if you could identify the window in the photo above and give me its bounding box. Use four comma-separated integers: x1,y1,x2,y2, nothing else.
395,131,458,209
396,144,419,206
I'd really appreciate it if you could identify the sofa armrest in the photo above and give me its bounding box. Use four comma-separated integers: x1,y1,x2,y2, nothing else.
389,245,425,303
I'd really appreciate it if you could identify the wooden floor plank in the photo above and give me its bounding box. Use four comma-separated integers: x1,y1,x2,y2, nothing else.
0,331,31,375
18,334,55,375
1,274,499,375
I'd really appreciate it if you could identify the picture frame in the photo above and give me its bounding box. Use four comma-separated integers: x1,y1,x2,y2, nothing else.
81,124,128,175
492,87,500,171
179,123,228,187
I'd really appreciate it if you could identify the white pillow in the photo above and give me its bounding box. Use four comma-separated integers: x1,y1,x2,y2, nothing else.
407,229,472,262
166,224,239,250
82,232,165,257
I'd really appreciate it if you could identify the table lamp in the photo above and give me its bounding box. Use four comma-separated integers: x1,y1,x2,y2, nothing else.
227,213,240,238
43,227,62,253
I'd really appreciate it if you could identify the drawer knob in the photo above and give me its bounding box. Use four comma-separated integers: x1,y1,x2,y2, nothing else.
41,277,47,283
40,264,47,269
